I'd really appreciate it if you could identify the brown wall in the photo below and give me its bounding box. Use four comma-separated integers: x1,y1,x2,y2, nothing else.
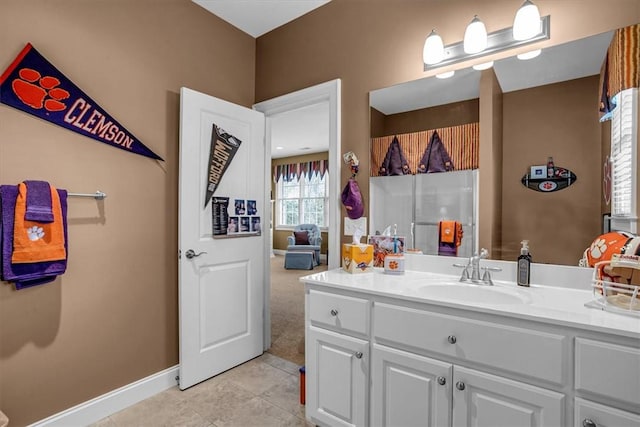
0,1,254,425
271,152,329,254
255,0,640,249
502,76,602,264
372,99,480,138
479,68,504,259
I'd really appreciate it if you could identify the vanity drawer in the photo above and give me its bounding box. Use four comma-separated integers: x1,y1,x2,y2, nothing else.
575,338,640,408
373,302,567,385
574,397,640,427
308,289,369,336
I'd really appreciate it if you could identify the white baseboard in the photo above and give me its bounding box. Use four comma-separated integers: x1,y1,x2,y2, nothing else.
29,365,179,427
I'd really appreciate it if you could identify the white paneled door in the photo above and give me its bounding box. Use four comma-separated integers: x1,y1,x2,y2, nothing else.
178,87,266,389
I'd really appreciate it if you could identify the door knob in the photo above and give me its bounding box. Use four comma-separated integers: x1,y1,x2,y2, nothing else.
355,351,363,359
437,376,446,385
447,335,457,344
455,381,466,391
185,249,207,259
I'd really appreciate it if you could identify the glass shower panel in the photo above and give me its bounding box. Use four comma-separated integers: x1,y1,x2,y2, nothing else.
369,175,414,241
414,170,477,257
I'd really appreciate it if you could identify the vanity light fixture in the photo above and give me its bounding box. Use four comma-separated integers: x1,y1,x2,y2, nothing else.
472,61,494,70
464,16,488,54
436,70,455,79
423,8,550,71
423,29,445,65
513,0,542,41
517,49,541,60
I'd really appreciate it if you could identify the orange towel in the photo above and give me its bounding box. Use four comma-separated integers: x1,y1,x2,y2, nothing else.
11,182,66,263
439,220,464,246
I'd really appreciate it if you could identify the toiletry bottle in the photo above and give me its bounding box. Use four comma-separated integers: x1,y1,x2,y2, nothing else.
517,240,531,287
547,157,554,178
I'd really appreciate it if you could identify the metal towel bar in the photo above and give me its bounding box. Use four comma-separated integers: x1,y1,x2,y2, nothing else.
67,191,107,200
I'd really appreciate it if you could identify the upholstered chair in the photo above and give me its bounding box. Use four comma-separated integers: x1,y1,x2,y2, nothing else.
285,224,322,266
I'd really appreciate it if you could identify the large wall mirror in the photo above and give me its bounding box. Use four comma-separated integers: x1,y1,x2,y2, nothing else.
369,27,630,267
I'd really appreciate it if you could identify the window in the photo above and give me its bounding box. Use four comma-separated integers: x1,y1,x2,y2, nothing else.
276,173,328,228
610,88,638,233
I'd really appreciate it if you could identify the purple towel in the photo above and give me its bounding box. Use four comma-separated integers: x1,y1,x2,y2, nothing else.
0,185,68,290
24,180,54,222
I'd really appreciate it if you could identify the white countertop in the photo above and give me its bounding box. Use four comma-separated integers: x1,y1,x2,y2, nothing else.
301,268,640,340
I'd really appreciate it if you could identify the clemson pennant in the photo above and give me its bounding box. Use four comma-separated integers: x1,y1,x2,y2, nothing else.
0,43,163,161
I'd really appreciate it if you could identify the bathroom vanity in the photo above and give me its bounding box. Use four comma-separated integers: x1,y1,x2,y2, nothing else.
302,263,640,427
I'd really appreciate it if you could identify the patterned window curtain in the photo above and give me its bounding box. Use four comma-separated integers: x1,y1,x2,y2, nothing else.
273,159,328,182
599,23,640,121
370,122,479,176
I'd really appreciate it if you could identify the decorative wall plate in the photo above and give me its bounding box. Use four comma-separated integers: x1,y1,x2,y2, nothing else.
521,167,577,192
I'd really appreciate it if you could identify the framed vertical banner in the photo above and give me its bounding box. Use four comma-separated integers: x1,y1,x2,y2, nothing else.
0,43,163,161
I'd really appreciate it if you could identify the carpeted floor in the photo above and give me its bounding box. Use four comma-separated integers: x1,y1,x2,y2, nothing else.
267,254,327,366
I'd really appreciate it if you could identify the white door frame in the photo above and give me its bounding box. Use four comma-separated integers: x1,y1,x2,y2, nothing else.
253,79,341,349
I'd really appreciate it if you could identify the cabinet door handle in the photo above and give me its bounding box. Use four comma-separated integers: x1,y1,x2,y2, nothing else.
437,376,446,385
330,309,338,316
355,351,363,359
447,335,457,344
582,419,597,427
455,381,465,391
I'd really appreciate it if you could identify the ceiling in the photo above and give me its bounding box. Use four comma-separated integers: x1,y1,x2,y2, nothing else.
192,0,331,38
270,102,330,159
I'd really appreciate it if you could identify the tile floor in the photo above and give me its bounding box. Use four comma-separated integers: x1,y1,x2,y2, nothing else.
91,353,311,427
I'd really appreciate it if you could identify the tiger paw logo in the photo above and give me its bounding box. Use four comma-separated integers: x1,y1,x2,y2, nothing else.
589,238,608,260
12,68,70,112
27,226,45,241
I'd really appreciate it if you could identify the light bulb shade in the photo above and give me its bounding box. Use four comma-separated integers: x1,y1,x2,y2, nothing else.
463,16,487,54
472,61,494,70
423,30,445,65
517,49,541,60
436,71,455,79
513,0,541,40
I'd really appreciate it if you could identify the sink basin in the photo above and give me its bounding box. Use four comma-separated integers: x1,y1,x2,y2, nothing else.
417,284,530,305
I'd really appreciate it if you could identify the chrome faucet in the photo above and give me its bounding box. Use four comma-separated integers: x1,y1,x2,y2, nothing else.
470,248,488,281
454,248,501,285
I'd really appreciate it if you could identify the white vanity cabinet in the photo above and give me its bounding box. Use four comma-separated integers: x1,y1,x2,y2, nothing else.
303,271,640,427
305,289,371,427
573,338,640,427
371,303,565,427
371,343,452,426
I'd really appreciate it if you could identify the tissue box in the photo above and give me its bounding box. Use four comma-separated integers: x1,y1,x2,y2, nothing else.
384,254,405,274
342,244,373,273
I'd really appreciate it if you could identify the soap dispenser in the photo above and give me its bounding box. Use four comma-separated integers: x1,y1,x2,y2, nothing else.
517,240,532,287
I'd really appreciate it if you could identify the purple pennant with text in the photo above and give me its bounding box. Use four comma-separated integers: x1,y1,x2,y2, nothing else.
0,43,163,161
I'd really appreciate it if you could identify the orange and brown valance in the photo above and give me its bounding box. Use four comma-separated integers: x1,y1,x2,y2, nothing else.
599,23,640,119
370,122,479,177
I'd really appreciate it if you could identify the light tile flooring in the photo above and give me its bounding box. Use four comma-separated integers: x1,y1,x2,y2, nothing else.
92,353,311,427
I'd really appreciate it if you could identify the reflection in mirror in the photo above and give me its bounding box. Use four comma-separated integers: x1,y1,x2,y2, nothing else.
370,29,628,266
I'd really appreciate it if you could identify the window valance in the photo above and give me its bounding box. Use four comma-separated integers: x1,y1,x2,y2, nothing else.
370,122,479,176
274,159,328,182
599,23,639,121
